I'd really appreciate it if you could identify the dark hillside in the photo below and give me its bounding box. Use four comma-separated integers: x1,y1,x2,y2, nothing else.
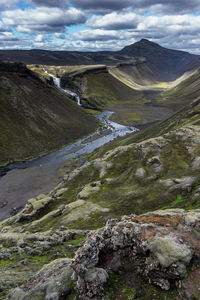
0,62,98,165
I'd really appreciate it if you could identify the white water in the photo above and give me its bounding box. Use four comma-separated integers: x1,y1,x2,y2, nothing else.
44,70,81,106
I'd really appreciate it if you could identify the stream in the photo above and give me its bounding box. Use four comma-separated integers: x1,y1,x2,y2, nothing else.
44,70,81,106
0,74,138,221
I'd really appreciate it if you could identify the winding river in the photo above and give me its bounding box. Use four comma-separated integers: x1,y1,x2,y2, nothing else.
0,74,138,221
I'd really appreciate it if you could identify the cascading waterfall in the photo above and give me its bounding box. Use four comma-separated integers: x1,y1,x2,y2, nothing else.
44,69,81,106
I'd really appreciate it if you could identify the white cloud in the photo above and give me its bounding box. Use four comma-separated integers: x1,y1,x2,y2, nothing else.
62,38,137,51
55,32,66,39
2,7,86,33
87,12,141,30
0,32,18,41
73,29,120,41
34,42,45,48
35,34,43,42
0,21,9,32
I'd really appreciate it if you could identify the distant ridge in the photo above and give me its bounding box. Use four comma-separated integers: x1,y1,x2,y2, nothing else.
0,39,200,80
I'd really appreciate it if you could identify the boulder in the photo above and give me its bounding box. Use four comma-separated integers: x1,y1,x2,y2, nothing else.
192,156,200,171
9,258,73,300
71,209,200,298
135,168,146,178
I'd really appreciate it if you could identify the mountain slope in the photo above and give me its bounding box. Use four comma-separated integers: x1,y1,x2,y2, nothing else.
0,62,98,165
120,39,200,80
159,67,200,109
108,59,158,88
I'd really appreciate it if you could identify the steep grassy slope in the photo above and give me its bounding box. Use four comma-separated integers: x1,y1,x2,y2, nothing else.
159,67,200,110
108,60,158,88
82,69,143,108
0,62,98,165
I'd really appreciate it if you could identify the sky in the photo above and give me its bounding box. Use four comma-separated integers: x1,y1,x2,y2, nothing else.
0,0,200,53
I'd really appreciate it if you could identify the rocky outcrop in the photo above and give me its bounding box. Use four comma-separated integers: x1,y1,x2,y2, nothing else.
8,258,73,300
71,209,200,299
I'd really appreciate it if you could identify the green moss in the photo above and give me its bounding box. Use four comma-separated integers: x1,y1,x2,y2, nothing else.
104,272,179,300
85,108,101,115
0,258,16,268
28,255,50,265
122,287,137,299
65,235,86,246
166,194,185,208
67,289,78,300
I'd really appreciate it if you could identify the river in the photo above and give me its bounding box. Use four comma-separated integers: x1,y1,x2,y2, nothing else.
0,73,138,221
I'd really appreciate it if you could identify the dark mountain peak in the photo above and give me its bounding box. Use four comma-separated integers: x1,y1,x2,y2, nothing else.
120,39,163,54
119,38,200,80
139,38,157,44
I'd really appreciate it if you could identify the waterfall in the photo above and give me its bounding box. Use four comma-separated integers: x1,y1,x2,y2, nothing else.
63,88,81,106
44,69,81,106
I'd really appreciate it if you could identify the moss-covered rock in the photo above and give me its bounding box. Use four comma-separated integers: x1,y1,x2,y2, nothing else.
72,209,200,298
150,236,192,268
9,258,73,300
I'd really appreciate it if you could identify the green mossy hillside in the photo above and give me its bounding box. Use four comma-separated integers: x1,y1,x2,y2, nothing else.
82,70,143,109
160,67,200,110
8,100,200,233
0,63,98,165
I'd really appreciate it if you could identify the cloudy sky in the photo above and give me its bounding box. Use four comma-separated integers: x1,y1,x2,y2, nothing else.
0,0,200,53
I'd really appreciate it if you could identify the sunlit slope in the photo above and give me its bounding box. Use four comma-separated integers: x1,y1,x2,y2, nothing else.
108,60,158,89
0,62,98,165
160,67,200,109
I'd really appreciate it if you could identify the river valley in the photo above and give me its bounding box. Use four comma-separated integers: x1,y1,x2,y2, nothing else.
0,77,138,221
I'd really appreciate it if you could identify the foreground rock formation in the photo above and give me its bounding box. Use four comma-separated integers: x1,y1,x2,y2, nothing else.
72,209,200,299
5,209,200,299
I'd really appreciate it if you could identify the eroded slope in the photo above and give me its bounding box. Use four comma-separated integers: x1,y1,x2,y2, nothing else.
0,62,98,165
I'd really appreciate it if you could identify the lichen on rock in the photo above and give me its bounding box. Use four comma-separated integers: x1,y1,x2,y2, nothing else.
8,258,73,300
149,236,192,268
71,209,200,298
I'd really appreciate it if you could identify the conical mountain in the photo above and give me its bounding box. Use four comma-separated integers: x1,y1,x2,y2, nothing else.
120,39,200,80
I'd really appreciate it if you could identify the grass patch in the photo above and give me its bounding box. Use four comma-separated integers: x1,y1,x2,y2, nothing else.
85,108,101,115
104,271,179,300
